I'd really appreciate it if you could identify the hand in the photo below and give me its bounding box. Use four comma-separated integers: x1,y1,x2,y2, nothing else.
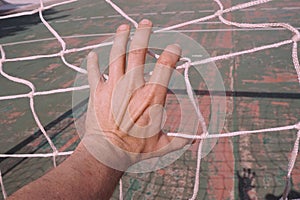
7,20,193,200
83,19,190,170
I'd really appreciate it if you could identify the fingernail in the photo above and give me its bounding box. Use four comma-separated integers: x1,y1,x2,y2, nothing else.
140,19,151,25
166,44,182,56
118,24,128,31
173,43,181,49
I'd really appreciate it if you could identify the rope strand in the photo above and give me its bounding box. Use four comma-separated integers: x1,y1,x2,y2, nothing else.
0,0,299,199
0,171,7,200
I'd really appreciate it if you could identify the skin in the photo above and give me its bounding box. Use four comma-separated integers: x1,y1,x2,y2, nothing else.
8,19,189,200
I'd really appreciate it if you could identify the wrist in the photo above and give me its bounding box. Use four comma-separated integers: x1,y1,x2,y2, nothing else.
51,142,124,199
101,130,144,153
80,133,141,171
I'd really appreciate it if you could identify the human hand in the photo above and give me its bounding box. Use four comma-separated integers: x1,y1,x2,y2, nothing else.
83,19,191,170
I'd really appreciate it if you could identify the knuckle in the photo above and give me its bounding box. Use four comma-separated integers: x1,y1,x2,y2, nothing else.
130,48,147,55
157,56,172,67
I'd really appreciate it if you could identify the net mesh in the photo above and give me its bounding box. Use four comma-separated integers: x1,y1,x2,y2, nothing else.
0,0,299,199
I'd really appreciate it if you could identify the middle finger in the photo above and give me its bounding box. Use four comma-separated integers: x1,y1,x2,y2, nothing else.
126,19,153,84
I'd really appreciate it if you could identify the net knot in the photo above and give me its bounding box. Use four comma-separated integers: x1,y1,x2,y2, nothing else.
215,10,223,17
28,92,34,98
292,34,300,43
59,50,65,57
103,73,109,80
177,57,191,69
295,122,300,130
53,149,59,157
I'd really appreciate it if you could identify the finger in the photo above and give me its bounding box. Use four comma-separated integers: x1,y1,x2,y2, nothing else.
87,51,102,94
148,44,181,99
127,19,152,83
109,24,130,85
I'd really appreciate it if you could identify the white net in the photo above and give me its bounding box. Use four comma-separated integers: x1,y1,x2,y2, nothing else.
0,0,299,199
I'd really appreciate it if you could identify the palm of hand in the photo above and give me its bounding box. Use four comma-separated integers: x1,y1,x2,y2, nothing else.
84,20,190,168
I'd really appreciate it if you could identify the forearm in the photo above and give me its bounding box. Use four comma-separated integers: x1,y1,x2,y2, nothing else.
9,143,123,200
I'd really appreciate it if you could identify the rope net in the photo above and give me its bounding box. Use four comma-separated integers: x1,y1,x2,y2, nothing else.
0,0,299,199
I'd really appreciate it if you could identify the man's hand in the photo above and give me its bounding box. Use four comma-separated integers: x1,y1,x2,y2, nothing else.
84,19,190,169
8,19,192,200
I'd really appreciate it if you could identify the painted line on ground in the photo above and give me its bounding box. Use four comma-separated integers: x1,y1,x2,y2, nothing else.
64,33,115,38
127,13,139,16
107,14,121,18
143,12,157,16
2,38,58,46
192,55,203,57
166,27,300,32
195,21,222,24
282,7,300,10
3,27,300,47
90,16,104,19
2,33,114,46
3,5,299,30
72,17,87,21
55,19,70,23
240,8,256,11
198,10,214,13
161,11,176,15
261,8,278,11
180,11,195,14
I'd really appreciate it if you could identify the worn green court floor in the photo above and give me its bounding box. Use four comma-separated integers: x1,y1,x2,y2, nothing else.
0,0,300,199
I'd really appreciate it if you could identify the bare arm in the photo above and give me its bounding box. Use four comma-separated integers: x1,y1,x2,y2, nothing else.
8,19,188,200
9,143,123,200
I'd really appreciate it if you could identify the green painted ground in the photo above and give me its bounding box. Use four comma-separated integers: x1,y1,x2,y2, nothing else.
0,0,300,199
